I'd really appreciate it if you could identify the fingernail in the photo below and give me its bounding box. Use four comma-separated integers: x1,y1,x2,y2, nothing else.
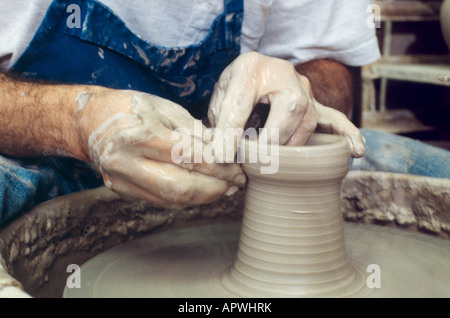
346,136,355,152
233,173,247,186
355,143,366,157
225,185,239,196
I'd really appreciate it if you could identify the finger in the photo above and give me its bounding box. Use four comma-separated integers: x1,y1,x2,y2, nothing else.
263,90,310,145
100,165,184,207
286,100,318,146
105,174,185,209
106,157,235,207
134,123,246,186
284,73,318,145
140,94,206,140
110,114,245,187
314,100,365,158
208,73,229,127
139,95,247,185
209,81,258,162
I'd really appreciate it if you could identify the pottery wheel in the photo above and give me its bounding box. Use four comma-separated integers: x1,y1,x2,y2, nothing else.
63,222,450,298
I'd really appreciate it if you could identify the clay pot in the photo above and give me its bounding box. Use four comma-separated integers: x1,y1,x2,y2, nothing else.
441,0,450,50
223,134,365,297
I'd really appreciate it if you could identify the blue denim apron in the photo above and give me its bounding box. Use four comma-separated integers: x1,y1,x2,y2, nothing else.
1,0,243,225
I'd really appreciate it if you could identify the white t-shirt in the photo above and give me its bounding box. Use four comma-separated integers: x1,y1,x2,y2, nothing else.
0,0,380,71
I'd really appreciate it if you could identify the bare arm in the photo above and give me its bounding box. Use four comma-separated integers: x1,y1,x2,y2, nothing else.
0,72,97,160
295,59,361,124
0,72,244,207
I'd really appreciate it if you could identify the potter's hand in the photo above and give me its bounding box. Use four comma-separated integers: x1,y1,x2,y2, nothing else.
208,52,365,158
76,89,245,208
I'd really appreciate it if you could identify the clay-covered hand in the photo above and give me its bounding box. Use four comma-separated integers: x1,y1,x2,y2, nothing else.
208,51,365,158
75,89,245,208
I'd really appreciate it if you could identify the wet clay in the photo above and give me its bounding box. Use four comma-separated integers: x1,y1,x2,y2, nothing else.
62,134,446,298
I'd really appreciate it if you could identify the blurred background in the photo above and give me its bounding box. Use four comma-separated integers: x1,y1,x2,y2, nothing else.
360,0,450,150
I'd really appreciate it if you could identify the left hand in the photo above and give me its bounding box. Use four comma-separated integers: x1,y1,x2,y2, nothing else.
208,52,365,158
76,89,245,208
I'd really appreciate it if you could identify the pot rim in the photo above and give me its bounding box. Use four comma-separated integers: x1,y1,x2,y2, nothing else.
238,133,350,157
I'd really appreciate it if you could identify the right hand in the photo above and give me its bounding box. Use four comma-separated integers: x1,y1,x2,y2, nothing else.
208,52,366,159
75,89,246,208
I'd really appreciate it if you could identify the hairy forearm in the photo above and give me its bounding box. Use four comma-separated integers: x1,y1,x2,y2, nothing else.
295,59,359,120
0,73,100,160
